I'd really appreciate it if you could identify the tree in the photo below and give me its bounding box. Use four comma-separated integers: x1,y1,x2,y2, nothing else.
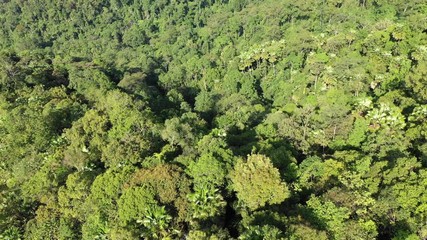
306,196,351,239
161,112,207,154
230,154,290,211
296,156,344,193
126,164,191,223
187,184,226,220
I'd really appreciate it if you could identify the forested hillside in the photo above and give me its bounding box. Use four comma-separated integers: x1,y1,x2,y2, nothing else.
0,0,426,239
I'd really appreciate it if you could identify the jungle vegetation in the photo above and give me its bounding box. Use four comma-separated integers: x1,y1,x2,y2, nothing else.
0,0,427,239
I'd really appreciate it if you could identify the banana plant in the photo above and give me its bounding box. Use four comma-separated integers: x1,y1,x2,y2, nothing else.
137,205,173,239
187,184,226,220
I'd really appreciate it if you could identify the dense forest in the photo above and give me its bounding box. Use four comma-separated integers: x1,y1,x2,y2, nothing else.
0,0,426,239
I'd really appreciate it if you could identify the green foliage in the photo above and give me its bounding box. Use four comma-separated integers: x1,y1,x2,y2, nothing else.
0,0,426,238
239,224,285,240
161,112,207,154
118,165,189,238
307,196,351,239
347,117,369,147
296,156,344,192
127,164,191,223
230,154,290,211
187,185,226,220
187,153,227,187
